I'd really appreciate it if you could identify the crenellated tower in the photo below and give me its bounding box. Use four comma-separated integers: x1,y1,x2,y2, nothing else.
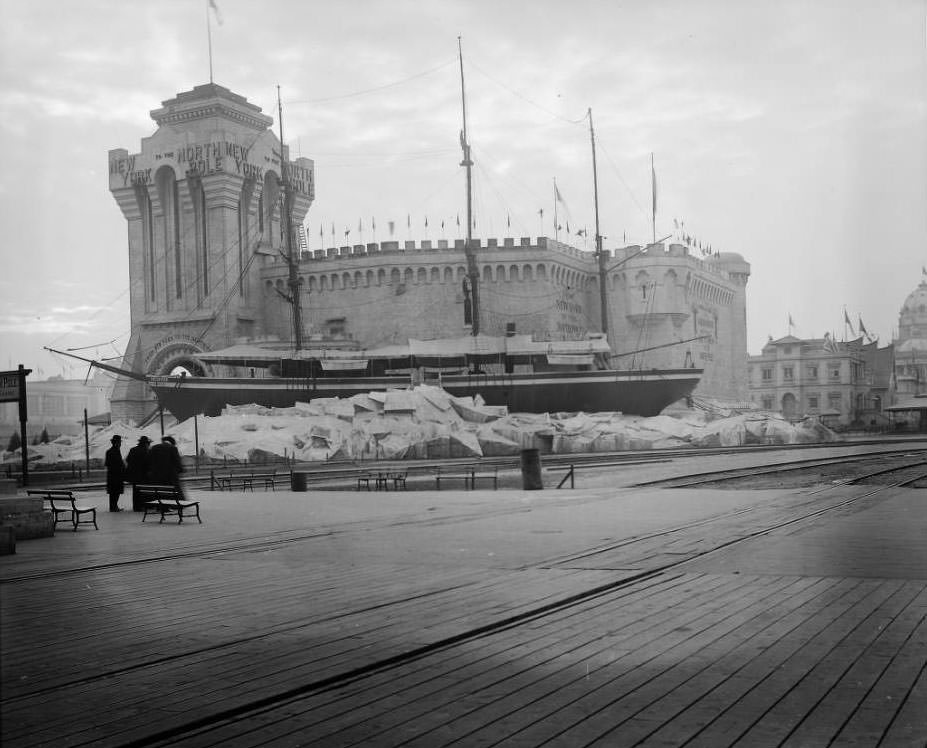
108,83,314,423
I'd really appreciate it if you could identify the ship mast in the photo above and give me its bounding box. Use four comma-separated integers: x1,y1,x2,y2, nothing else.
458,37,480,336
277,85,303,352
589,108,608,340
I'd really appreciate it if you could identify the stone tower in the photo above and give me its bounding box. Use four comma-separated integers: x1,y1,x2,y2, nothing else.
108,83,314,424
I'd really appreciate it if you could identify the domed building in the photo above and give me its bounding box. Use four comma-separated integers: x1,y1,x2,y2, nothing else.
894,278,927,398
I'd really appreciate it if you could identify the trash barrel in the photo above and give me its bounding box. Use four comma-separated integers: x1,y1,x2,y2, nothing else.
290,471,308,492
520,448,543,490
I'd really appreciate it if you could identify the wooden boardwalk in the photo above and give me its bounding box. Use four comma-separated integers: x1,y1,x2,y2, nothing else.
2,448,926,747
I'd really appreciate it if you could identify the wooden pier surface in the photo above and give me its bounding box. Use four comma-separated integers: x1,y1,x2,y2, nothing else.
2,444,925,747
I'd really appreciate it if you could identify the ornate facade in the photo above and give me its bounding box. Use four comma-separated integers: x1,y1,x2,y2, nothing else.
747,278,927,429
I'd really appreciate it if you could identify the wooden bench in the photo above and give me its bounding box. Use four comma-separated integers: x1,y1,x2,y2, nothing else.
435,466,498,490
217,471,277,491
28,489,98,531
137,484,202,524
357,471,407,491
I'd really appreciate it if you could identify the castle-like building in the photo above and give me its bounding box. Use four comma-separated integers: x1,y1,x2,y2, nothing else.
108,83,751,423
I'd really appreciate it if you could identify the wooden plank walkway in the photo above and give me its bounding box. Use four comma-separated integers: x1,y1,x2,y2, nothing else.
2,463,925,747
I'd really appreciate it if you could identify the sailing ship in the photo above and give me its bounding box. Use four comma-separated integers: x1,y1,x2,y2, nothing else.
51,46,702,422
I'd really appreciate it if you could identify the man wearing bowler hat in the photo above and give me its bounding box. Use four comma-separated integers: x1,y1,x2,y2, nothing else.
148,435,186,500
104,434,126,512
126,435,152,510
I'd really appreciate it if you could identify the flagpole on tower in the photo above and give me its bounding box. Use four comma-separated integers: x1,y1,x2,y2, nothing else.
206,0,222,84
651,153,657,245
553,179,559,243
206,0,213,83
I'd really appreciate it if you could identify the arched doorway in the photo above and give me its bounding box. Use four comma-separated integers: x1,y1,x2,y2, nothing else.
781,392,798,420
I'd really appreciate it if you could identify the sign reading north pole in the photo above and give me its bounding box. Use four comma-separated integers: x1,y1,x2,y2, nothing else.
1,366,31,486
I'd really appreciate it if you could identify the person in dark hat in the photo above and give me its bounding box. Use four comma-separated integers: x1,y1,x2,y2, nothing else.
104,434,126,512
148,435,185,499
125,435,152,510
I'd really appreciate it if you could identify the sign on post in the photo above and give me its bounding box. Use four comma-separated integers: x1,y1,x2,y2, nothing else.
0,366,31,486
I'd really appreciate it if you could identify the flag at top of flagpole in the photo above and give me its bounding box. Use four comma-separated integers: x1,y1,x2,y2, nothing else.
209,0,223,24
651,155,657,217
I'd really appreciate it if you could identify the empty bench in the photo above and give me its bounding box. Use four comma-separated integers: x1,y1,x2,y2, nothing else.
357,471,408,491
28,489,98,531
216,472,277,491
137,484,202,524
435,466,498,490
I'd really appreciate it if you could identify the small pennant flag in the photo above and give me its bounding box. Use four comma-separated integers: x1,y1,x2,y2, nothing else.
788,314,795,327
208,0,223,25
844,310,856,336
554,184,564,203
651,156,657,217
538,208,544,218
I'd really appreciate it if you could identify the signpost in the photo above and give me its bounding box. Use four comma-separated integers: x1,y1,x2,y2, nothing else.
0,365,31,486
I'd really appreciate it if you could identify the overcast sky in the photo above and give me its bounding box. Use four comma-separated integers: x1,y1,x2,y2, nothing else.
1,0,925,380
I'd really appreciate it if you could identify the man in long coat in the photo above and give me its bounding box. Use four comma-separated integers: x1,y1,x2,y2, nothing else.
148,435,185,499
104,434,126,512
125,435,151,510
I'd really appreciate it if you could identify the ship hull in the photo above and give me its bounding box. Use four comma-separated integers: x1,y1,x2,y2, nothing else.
148,369,702,421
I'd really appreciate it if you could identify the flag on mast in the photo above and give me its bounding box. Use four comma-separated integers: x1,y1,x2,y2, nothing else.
209,0,223,25
844,309,855,337
651,154,657,218
858,316,869,339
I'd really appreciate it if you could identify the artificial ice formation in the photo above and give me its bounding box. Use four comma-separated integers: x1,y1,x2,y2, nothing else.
6,385,836,466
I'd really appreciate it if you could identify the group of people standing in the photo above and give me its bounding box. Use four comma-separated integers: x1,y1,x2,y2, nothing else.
104,434,185,512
